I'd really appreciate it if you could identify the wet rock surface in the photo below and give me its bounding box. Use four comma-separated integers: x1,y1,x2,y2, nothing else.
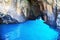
0,12,25,24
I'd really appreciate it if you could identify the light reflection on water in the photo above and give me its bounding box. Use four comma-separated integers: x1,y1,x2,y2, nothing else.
0,20,58,40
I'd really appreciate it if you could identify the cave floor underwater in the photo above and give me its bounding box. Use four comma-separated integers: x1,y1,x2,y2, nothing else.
0,19,59,40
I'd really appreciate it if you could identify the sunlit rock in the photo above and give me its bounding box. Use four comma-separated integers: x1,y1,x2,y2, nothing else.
0,0,29,24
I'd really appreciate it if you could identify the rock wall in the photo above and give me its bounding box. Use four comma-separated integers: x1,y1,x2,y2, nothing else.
0,0,30,24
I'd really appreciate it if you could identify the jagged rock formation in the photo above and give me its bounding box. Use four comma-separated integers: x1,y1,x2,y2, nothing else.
0,0,29,24
0,0,59,25
0,12,18,24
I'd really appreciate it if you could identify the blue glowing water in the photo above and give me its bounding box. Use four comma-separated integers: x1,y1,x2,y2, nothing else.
0,19,58,40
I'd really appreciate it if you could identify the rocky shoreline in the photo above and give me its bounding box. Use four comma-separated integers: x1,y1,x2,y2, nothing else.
0,12,21,24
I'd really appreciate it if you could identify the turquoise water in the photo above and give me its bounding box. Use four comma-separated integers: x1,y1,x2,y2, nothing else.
0,19,58,40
